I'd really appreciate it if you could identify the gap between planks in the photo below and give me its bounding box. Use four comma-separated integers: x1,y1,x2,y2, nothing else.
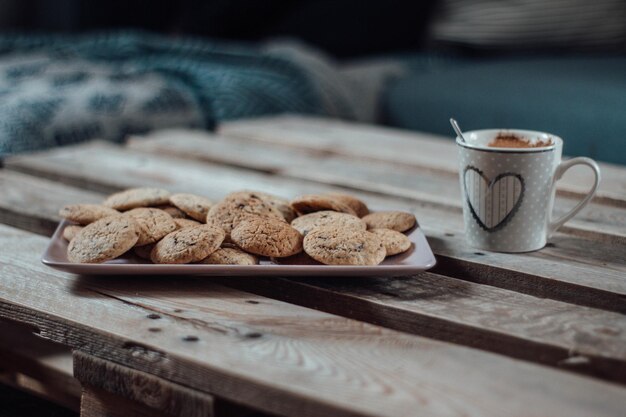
2,148,625,314
125,129,626,245
218,115,626,208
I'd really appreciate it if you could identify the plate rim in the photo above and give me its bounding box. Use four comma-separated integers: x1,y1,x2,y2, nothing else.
42,219,437,276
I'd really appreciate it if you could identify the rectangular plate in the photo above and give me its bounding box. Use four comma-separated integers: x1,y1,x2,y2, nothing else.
42,219,436,277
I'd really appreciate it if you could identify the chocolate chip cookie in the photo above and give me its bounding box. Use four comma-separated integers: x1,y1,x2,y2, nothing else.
62,225,83,241
125,207,177,246
67,216,139,263
103,188,171,211
154,205,188,219
200,247,259,265
303,227,385,265
174,218,202,230
231,217,302,257
291,211,366,236
206,192,285,238
244,190,296,222
150,225,224,264
59,204,120,225
169,193,213,222
369,228,412,256
362,211,416,232
290,194,357,216
325,193,369,217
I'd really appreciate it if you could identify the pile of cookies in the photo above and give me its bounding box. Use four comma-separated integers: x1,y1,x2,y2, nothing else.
59,188,416,266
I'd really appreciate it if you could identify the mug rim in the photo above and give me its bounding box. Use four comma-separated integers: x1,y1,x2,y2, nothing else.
456,129,561,153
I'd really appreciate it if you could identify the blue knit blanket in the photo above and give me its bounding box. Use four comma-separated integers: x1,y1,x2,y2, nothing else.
0,32,356,156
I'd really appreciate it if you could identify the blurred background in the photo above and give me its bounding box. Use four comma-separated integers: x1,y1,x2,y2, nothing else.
0,0,625,164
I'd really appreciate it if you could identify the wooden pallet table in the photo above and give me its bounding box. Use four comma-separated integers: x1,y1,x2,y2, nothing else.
0,115,625,417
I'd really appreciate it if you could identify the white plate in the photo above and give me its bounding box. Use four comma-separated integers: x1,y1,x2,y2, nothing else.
42,219,436,277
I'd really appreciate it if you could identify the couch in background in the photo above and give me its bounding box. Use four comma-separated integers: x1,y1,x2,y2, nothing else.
0,0,624,165
382,54,626,165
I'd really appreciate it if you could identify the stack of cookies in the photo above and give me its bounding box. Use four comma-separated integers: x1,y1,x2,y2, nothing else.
59,188,416,266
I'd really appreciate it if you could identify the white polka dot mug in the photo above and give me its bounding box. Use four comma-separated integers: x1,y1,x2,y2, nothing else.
456,129,601,252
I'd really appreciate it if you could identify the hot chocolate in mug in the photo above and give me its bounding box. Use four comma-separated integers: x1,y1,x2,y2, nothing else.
456,129,600,253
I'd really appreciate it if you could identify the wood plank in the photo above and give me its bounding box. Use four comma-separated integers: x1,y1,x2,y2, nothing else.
0,372,79,412
0,174,624,380
80,385,171,417
219,115,626,207
127,129,626,245
3,143,626,313
0,170,102,236
1,225,626,417
74,352,214,417
217,274,626,384
0,319,80,411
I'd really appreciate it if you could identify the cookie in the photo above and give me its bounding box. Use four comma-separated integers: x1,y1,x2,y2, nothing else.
362,211,416,232
290,211,366,236
290,195,357,216
59,204,120,225
303,227,385,265
103,188,171,211
206,192,285,238
125,208,177,246
150,225,224,264
67,216,138,263
154,205,188,219
369,228,412,256
325,193,369,217
174,218,202,230
62,225,83,241
242,190,296,223
169,193,213,222
200,247,259,265
231,217,303,258
133,244,155,261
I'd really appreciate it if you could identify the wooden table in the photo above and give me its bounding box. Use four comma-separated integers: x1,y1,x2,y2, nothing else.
0,115,625,417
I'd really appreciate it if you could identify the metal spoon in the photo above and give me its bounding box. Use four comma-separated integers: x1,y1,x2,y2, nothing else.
450,118,466,143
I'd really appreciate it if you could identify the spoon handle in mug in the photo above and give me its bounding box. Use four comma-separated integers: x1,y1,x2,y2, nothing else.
549,157,601,234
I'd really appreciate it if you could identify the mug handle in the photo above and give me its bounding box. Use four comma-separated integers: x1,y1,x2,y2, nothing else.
549,157,601,234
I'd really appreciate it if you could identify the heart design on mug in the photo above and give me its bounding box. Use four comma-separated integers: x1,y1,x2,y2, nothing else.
463,166,525,232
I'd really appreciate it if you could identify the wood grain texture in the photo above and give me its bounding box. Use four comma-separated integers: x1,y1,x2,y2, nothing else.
0,170,102,236
219,115,626,207
218,274,626,384
74,352,214,417
80,385,171,417
128,130,626,244
5,142,625,313
1,225,626,417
